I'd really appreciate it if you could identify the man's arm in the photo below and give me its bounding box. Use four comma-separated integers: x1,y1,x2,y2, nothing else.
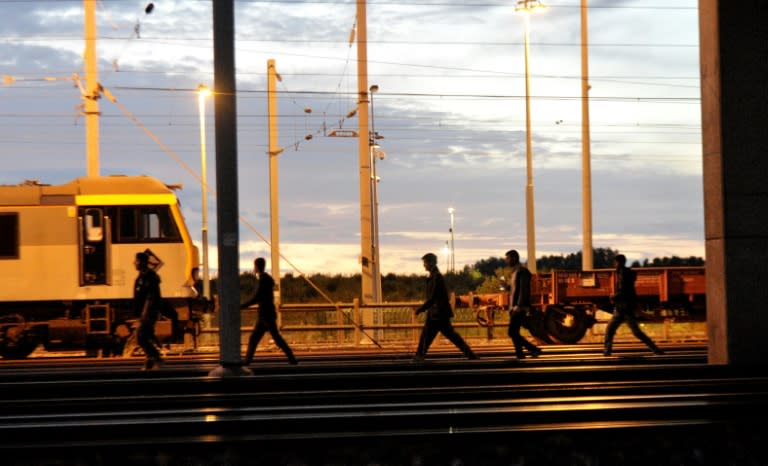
415,276,436,314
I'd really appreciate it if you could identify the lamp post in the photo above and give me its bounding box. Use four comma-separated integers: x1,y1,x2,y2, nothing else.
197,84,212,299
448,207,455,273
369,84,382,301
515,0,546,273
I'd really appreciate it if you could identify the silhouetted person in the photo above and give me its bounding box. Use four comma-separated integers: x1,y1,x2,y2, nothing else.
133,251,164,370
413,253,478,362
504,249,542,359
603,254,664,356
241,257,297,366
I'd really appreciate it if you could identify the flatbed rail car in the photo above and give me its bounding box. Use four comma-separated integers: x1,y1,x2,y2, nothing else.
460,267,706,344
0,176,205,359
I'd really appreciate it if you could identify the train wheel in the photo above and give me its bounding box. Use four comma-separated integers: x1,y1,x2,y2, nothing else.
526,310,554,344
544,305,592,344
0,325,38,359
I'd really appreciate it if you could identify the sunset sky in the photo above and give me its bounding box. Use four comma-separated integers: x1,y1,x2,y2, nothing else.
0,0,704,275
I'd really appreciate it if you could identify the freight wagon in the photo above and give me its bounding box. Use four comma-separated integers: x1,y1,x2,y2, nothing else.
460,266,706,344
0,175,205,359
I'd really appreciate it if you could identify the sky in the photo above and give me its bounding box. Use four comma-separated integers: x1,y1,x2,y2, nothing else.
0,0,704,276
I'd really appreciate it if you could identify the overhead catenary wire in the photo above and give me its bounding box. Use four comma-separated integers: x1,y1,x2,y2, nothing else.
100,86,382,348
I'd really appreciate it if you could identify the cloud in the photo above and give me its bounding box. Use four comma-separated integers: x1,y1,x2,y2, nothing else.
1,0,705,283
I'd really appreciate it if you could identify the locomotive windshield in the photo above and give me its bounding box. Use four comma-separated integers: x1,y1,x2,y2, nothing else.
112,205,181,243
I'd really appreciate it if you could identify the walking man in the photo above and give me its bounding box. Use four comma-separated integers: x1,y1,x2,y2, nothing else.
241,257,298,366
133,251,164,370
504,249,542,359
603,254,664,356
412,253,478,362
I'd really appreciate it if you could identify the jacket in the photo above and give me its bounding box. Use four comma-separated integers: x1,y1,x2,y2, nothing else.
613,266,637,302
415,267,454,320
508,265,532,310
241,272,277,320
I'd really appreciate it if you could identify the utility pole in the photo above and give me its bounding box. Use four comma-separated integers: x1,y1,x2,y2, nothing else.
267,59,283,306
83,0,99,177
522,5,537,273
581,0,594,271
356,0,380,304
197,84,212,300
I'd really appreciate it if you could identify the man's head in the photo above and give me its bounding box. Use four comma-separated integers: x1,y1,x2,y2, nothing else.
254,257,266,273
614,254,627,267
421,252,438,271
505,249,520,267
134,252,149,271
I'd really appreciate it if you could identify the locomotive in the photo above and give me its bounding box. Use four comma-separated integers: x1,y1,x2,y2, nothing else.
461,266,706,344
0,175,203,359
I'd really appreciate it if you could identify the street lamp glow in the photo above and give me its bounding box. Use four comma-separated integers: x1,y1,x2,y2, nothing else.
515,0,547,14
197,84,211,299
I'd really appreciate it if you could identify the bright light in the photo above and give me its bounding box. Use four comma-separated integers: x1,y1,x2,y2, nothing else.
515,0,547,14
197,84,212,97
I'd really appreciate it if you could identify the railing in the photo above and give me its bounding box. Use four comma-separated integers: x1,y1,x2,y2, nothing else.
197,296,509,349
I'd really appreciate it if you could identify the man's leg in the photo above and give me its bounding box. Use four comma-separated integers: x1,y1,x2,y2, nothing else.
603,309,626,356
415,321,439,360
440,320,477,359
625,312,664,354
243,320,267,365
508,310,528,358
266,320,298,364
137,320,161,369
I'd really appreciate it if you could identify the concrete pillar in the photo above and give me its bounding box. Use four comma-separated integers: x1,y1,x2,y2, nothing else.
699,1,768,364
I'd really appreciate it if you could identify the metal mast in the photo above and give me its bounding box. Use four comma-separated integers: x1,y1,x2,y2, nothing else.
356,0,380,303
83,0,100,177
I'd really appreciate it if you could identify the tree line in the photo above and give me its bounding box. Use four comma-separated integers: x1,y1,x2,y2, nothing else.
229,248,704,304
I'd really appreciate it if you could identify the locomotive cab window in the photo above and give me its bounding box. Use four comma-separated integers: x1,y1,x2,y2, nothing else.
113,206,181,243
0,212,19,259
84,208,104,242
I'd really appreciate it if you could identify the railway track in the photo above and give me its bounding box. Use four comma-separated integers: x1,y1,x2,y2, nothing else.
1,345,765,464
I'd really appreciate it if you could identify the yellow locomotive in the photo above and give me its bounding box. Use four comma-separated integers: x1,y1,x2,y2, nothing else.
0,175,202,359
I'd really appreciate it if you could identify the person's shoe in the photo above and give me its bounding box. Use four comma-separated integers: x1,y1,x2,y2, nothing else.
466,352,479,360
411,354,425,363
516,353,526,360
653,348,665,355
603,349,612,357
142,359,155,371
288,357,299,365
529,348,542,358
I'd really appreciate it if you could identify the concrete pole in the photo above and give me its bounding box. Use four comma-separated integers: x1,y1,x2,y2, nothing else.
267,59,282,307
83,0,99,177
356,0,379,304
581,0,594,270
209,0,245,376
523,13,537,273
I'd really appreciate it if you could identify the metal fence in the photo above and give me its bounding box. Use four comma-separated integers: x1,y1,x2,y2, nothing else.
197,297,512,350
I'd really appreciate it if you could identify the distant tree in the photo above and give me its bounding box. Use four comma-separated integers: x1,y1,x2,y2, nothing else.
534,247,619,272
471,257,506,276
232,250,704,303
475,273,505,294
638,256,705,267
